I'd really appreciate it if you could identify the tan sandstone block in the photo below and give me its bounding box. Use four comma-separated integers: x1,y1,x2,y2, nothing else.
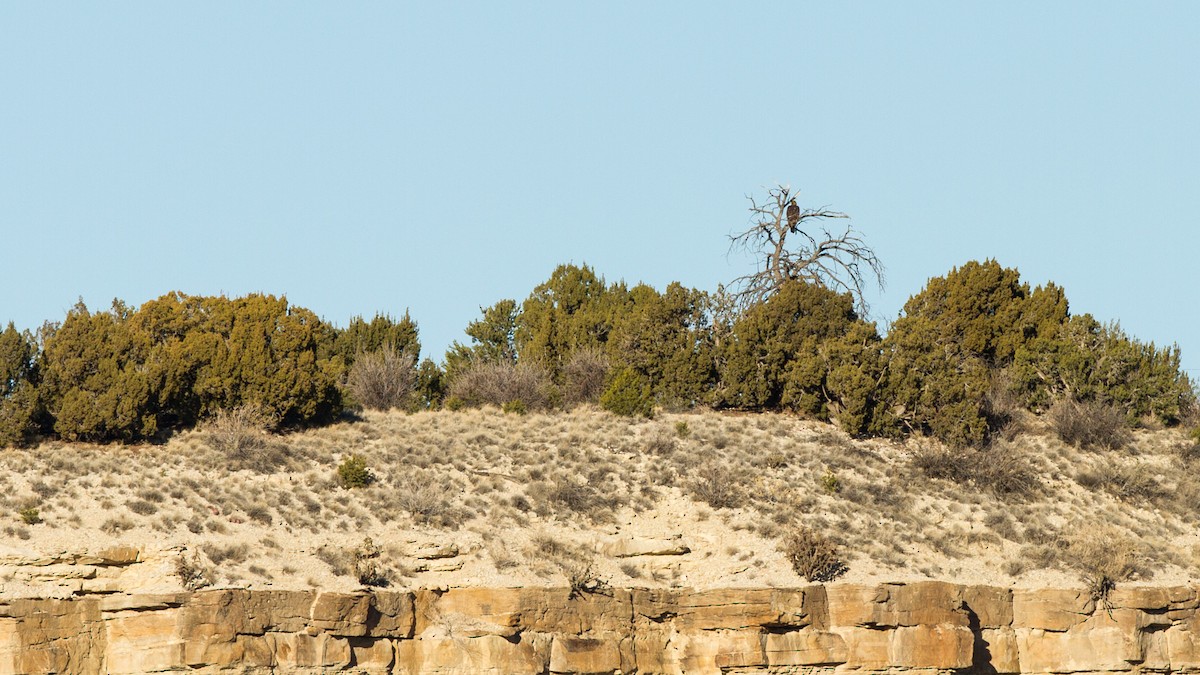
884,582,970,627
1108,585,1200,613
605,535,691,558
827,583,966,630
270,632,352,669
311,591,372,636
395,633,546,675
422,587,631,637
963,585,1013,628
94,546,141,565
764,630,847,666
104,609,185,673
417,587,525,636
1012,588,1094,632
369,591,415,638
826,586,889,627
349,636,397,672
0,599,105,675
634,588,788,631
1167,625,1200,668
1016,625,1128,673
99,593,187,612
671,629,764,674
890,624,973,668
185,634,277,670
979,627,1020,673
549,636,624,674
834,626,891,668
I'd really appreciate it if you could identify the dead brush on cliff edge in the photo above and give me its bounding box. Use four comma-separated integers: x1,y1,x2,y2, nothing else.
1060,525,1144,604
780,525,847,582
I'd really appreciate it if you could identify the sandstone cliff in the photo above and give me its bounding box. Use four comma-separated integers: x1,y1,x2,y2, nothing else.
5,580,1200,673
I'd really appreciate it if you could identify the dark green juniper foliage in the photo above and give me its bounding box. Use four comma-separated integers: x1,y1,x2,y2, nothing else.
715,281,881,435
0,323,42,446
35,293,344,442
600,367,654,418
1,251,1193,450
875,261,1069,446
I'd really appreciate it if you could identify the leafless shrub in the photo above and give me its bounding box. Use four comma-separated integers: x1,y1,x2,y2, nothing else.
729,183,883,315
563,556,610,598
1180,427,1200,464
780,526,848,582
984,368,1026,439
352,537,390,587
1049,398,1131,450
394,470,448,522
487,539,520,570
392,470,472,528
126,499,157,516
687,463,744,509
449,361,553,410
346,347,417,411
1171,474,1200,515
524,534,609,596
561,349,610,406
176,551,212,591
101,515,134,534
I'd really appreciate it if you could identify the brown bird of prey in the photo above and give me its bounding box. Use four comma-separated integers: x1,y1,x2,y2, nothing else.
786,198,800,231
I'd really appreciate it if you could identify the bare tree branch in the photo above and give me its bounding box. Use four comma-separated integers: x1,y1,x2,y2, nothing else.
729,185,884,315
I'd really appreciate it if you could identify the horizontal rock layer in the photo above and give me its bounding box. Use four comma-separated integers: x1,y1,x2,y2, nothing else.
3,582,1200,673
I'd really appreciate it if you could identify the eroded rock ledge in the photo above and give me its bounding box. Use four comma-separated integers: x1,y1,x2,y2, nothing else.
4,582,1200,673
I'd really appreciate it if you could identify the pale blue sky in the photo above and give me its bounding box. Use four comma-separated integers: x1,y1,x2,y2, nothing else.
2,3,1197,380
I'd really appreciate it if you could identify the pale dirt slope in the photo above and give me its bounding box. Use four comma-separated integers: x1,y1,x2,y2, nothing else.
1,407,1196,597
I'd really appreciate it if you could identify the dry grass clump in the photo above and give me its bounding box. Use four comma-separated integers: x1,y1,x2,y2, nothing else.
1048,398,1131,450
911,442,1039,499
1179,427,1200,464
1075,459,1164,503
537,474,605,517
780,525,847,582
1061,525,1145,602
202,542,250,565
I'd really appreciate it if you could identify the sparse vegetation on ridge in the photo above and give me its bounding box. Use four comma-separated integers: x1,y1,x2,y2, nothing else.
1,187,1196,602
0,407,1198,597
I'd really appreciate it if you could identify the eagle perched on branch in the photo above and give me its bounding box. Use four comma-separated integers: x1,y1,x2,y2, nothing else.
786,198,800,231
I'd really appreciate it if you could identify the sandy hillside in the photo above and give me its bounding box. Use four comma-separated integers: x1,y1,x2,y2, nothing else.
1,407,1197,596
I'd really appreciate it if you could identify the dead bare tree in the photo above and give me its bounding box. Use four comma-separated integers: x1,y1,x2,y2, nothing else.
729,185,884,315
